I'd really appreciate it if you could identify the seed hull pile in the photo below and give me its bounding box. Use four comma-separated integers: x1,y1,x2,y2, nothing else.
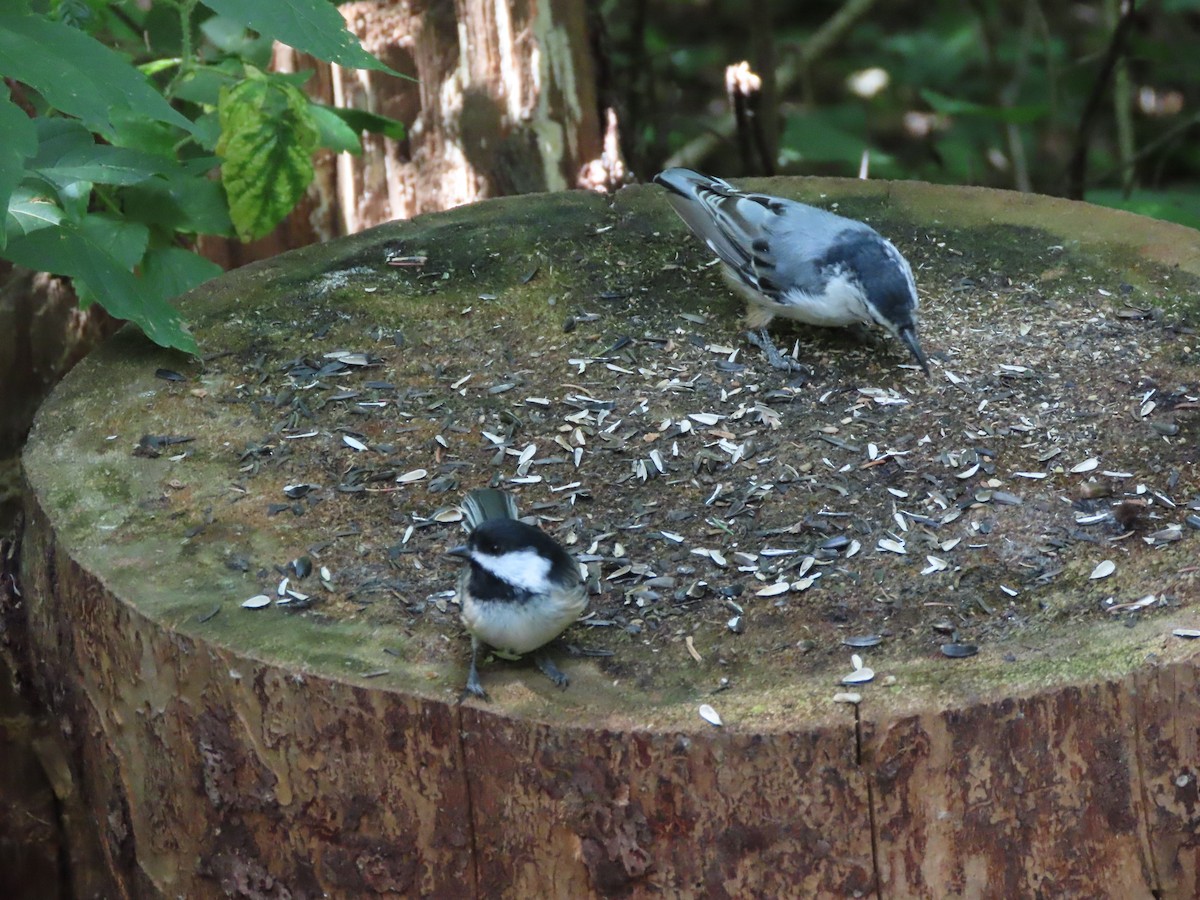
189,188,1199,702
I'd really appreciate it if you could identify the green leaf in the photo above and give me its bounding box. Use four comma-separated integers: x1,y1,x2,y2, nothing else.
189,111,223,152
35,143,175,187
141,245,224,302
0,10,195,138
309,103,361,154
78,212,148,269
920,89,1047,125
173,61,243,108
123,169,233,237
319,104,406,142
216,73,318,241
200,0,403,76
5,185,64,240
0,88,38,250
109,109,182,158
4,219,197,353
780,108,894,168
1087,188,1200,231
28,118,103,218
200,16,273,66
31,118,97,163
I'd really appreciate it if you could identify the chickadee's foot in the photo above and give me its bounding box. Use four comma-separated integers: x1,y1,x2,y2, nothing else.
534,651,570,690
462,648,489,701
746,329,807,373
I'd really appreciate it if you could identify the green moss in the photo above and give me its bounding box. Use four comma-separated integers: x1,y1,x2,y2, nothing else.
24,180,1200,730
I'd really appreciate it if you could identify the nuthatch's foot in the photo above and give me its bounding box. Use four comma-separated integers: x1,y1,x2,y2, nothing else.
746,329,807,373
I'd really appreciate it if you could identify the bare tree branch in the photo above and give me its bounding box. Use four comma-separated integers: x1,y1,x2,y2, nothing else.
663,0,878,171
1064,0,1142,200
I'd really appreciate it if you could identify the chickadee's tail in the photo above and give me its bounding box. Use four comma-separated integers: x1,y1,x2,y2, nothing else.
462,488,519,529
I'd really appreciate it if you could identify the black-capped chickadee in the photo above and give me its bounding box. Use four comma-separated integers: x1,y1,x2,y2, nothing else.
447,488,588,699
654,167,931,375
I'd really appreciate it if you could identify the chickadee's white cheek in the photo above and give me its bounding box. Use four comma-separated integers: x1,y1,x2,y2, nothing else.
476,549,553,593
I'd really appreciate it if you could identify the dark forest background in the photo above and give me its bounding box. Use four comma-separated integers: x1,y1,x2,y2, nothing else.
596,0,1200,226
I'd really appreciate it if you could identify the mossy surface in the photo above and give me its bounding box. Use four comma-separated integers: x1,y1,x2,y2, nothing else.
24,180,1200,731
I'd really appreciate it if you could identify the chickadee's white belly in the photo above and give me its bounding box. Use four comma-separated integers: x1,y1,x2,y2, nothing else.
461,586,587,655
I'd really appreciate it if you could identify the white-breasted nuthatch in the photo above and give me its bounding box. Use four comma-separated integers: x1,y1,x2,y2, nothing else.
654,167,930,374
447,488,587,699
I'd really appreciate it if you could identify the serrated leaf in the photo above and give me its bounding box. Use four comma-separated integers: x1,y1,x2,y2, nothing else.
27,118,97,217
0,10,194,138
123,169,233,237
5,185,64,240
173,62,243,108
79,213,148,269
199,16,273,65
4,220,197,353
320,105,407,142
108,109,183,158
308,103,362,154
141,246,223,302
0,88,37,249
200,0,403,76
189,111,223,153
217,73,318,241
35,143,173,187
31,118,97,166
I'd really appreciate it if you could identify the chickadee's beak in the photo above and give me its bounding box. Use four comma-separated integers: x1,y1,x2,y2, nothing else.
446,545,471,560
898,326,931,377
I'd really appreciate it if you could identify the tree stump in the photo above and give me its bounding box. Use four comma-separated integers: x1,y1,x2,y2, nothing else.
14,180,1200,897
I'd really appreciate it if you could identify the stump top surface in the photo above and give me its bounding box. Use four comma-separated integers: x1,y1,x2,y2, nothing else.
24,179,1200,730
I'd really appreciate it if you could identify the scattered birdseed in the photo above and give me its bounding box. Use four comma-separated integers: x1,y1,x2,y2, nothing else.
940,643,979,658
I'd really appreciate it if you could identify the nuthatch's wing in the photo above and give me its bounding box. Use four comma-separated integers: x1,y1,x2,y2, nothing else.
655,167,853,303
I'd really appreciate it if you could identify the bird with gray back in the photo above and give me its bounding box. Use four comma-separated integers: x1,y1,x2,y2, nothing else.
654,167,930,375
447,488,587,700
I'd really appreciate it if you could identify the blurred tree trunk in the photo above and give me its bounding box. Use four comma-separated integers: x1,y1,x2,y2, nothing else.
334,0,608,228
0,266,118,531
202,0,611,272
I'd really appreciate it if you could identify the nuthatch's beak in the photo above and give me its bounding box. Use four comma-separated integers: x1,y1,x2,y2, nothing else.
899,326,931,377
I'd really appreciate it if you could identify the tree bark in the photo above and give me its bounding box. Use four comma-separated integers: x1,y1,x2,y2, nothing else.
334,0,605,228
201,0,609,268
14,181,1200,898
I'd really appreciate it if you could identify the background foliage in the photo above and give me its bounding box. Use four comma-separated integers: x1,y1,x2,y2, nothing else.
1,0,405,354
598,0,1200,226
3,0,1197,357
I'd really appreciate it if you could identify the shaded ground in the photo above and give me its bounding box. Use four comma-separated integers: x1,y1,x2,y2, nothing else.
131,180,1200,707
